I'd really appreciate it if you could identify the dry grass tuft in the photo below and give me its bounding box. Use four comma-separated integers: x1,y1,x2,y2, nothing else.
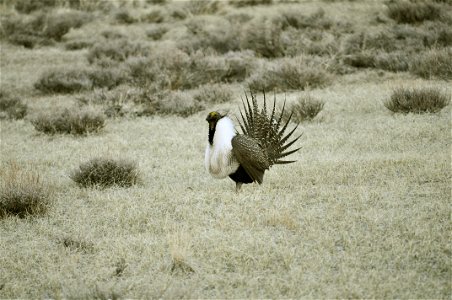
168,230,195,275
31,107,105,135
384,87,450,113
70,158,140,188
288,95,325,122
0,91,27,120
0,162,52,218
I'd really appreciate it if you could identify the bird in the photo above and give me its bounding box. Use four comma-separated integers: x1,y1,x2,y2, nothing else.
204,91,301,192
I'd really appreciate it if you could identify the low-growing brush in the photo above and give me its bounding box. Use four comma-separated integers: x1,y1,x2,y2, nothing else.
384,87,450,113
288,95,325,122
0,91,27,120
0,163,52,218
70,158,140,188
31,108,105,135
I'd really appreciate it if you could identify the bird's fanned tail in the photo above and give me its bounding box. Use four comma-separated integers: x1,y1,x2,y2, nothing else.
237,91,302,167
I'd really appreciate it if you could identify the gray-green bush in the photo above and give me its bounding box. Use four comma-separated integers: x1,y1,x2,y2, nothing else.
70,158,139,188
384,87,450,113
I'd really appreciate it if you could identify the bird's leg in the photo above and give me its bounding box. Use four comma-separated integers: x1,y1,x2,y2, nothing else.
235,182,243,193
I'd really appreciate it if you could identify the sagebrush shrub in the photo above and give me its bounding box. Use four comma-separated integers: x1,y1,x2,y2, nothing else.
387,1,442,24
34,69,93,93
146,25,168,40
178,16,240,54
0,91,27,120
193,83,233,104
288,95,325,122
229,0,272,7
240,15,285,58
34,67,126,93
87,39,149,65
183,0,223,15
0,163,52,218
410,48,452,80
157,91,204,117
32,108,105,135
2,10,92,48
114,9,137,24
384,87,450,113
70,158,139,188
14,0,58,13
247,56,332,91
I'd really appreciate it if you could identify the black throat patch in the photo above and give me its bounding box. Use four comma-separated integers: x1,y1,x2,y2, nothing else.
208,121,216,145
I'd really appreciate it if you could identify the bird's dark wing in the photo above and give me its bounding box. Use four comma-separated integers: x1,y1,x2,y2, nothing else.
231,135,270,184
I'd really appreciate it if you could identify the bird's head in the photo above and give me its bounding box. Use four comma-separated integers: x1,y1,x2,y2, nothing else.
206,111,223,131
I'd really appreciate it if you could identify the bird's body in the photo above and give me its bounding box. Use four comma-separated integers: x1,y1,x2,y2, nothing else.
204,116,240,179
204,92,301,191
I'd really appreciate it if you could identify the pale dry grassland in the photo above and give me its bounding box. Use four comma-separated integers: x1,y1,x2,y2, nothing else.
1,0,451,298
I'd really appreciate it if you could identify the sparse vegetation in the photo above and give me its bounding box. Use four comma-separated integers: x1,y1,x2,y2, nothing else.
0,0,450,298
0,91,27,120
0,163,52,218
385,87,450,113
70,158,139,188
31,107,105,135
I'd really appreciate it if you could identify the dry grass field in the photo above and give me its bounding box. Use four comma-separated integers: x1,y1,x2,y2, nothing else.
1,0,451,298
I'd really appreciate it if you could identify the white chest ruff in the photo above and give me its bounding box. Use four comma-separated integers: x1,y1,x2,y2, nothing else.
205,117,240,178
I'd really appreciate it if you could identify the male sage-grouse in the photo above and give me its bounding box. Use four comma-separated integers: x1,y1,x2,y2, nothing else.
204,92,301,192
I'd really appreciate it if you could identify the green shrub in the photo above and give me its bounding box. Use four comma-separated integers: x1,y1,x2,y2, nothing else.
410,48,452,80
288,95,325,122
31,107,105,135
0,91,27,120
384,87,450,113
387,1,442,24
193,83,234,104
70,158,139,188
0,163,52,218
247,56,332,91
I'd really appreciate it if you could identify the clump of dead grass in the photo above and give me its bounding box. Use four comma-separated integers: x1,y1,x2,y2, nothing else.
384,87,450,113
31,107,105,135
70,158,139,188
0,162,52,218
